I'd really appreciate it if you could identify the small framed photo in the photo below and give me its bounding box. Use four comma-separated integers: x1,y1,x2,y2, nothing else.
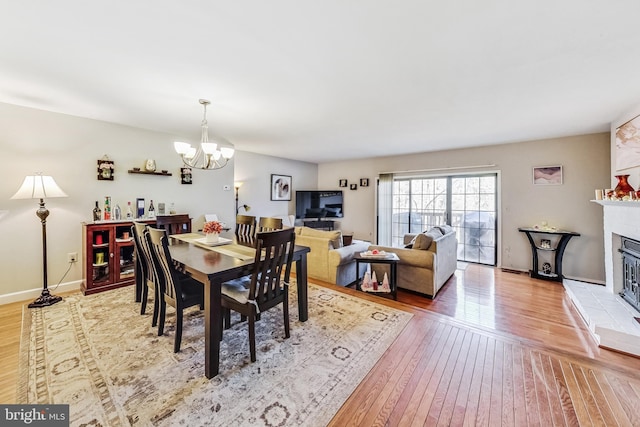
271,174,292,201
350,183,357,190
540,239,551,249
180,167,192,184
339,179,348,187
533,166,562,185
97,158,114,181
360,178,369,187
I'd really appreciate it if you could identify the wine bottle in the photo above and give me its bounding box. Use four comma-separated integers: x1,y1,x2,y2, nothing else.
126,201,133,219
104,196,111,220
114,204,122,220
93,201,101,221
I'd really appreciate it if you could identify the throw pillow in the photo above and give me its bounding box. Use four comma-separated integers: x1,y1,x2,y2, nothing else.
426,227,443,238
412,233,433,250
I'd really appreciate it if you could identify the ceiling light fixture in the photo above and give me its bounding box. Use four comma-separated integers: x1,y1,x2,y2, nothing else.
174,99,234,170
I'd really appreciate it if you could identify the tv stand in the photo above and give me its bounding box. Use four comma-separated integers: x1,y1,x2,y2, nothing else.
303,219,334,230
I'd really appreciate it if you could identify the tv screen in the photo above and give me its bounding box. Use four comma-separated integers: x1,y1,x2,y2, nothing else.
295,190,343,219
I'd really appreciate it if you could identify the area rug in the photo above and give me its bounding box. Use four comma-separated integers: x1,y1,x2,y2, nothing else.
18,282,412,426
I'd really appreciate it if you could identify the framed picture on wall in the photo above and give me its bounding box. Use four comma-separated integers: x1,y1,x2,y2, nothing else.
616,113,640,171
350,183,357,190
533,166,562,185
339,179,348,187
180,167,192,184
271,174,292,201
360,178,369,187
97,157,114,181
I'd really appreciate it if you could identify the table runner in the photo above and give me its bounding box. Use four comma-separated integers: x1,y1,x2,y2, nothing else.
169,233,256,260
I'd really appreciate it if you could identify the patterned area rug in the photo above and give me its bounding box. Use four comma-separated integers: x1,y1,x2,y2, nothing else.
18,282,412,426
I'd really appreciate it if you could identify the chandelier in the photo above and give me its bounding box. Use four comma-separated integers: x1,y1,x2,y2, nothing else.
174,99,235,170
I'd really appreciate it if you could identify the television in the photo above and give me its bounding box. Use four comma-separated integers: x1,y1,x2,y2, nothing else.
295,190,344,219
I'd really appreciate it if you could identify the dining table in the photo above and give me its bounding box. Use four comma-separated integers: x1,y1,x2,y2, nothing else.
162,232,310,379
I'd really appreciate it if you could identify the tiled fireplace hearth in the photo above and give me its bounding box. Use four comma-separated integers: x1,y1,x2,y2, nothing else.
563,200,640,356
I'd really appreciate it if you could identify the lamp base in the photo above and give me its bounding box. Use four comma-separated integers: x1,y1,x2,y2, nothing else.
28,290,63,308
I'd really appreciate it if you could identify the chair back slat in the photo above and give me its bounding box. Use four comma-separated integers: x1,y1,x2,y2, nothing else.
249,228,295,308
132,222,155,286
235,214,256,238
146,227,181,301
258,217,283,233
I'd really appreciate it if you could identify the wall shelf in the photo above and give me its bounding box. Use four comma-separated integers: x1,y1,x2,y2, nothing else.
128,169,172,176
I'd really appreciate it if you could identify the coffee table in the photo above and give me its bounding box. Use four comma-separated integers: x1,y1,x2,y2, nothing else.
354,252,399,300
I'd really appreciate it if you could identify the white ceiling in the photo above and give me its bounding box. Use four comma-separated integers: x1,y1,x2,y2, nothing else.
2,1,640,163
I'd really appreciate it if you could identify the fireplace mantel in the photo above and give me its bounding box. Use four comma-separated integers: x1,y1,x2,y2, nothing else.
591,200,640,207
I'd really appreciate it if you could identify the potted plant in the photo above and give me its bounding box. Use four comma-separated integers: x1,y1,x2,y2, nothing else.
203,220,224,243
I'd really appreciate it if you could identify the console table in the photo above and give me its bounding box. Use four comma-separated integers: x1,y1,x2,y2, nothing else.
518,227,580,282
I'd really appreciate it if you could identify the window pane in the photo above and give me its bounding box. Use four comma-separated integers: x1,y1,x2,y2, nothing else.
385,173,496,266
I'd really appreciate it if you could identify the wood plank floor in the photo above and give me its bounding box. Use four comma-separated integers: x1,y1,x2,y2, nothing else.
329,265,640,426
2,265,640,425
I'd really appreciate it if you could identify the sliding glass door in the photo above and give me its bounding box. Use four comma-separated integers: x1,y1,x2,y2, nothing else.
385,173,497,266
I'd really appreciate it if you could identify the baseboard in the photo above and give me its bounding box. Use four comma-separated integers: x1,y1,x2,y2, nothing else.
563,276,605,286
500,268,526,274
0,280,82,306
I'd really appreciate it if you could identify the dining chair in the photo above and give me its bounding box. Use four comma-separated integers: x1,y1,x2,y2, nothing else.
235,214,256,238
257,216,283,233
146,227,204,353
155,214,192,235
131,222,160,326
220,227,296,362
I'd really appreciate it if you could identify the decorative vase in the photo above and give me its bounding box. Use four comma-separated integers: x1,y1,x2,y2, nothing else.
205,232,219,243
614,175,635,198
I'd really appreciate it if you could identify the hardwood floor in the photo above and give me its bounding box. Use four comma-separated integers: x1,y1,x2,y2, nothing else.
329,266,640,426
3,265,640,425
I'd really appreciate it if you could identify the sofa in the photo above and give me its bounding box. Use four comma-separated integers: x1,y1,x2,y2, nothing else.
368,225,458,298
294,226,370,286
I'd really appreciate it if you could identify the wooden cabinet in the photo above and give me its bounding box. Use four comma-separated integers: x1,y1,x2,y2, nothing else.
82,220,151,295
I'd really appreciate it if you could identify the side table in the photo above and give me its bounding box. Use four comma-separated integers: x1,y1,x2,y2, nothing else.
354,252,399,300
518,227,580,282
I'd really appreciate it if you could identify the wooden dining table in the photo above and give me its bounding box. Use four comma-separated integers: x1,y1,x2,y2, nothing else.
163,233,310,379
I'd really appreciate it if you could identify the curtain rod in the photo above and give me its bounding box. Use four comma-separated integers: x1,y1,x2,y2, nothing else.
380,164,497,175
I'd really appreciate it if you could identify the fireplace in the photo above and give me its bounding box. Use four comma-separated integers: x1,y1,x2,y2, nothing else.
620,236,640,313
562,201,640,357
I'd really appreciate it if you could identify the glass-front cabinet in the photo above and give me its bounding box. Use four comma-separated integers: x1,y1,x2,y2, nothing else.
82,221,140,295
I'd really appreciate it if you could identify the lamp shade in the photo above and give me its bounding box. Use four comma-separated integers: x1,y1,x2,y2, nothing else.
11,175,68,199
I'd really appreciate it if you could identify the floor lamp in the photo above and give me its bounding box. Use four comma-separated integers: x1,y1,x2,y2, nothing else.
234,181,250,214
11,173,68,308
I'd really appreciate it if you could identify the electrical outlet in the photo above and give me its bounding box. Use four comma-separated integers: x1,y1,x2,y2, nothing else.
68,252,78,263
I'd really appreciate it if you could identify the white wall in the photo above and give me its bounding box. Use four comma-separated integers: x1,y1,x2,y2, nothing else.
0,103,318,303
0,101,613,303
318,133,611,282
233,150,317,219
